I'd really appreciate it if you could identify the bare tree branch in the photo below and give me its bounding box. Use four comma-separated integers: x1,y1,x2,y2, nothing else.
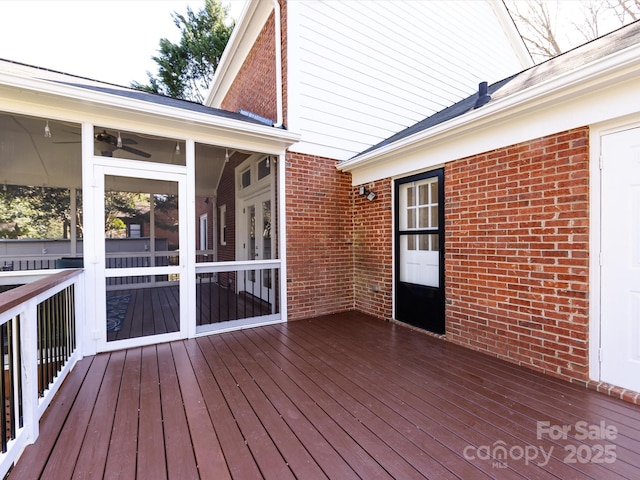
504,0,640,63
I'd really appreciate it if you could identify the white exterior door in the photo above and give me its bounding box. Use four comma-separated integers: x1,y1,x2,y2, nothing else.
601,127,640,392
243,192,273,302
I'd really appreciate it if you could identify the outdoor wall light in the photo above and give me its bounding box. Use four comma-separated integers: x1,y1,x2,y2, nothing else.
358,185,377,201
44,121,51,138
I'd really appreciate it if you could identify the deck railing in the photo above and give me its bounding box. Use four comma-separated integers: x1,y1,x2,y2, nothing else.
196,260,281,333
0,269,83,479
1,256,59,271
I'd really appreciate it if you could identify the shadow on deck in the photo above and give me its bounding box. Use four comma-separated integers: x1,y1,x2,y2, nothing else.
9,312,640,479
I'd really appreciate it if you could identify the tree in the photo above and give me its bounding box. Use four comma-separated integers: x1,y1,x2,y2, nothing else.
0,185,75,239
131,0,234,103
504,0,640,63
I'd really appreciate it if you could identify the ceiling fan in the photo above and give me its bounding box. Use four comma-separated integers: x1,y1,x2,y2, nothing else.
94,130,151,158
53,130,151,158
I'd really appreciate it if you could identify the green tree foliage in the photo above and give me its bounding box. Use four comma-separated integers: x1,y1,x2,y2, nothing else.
0,185,73,239
131,0,234,103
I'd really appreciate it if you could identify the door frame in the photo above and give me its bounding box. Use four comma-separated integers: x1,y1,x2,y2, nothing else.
235,154,276,303
238,189,275,302
394,168,445,333
589,115,640,384
92,158,189,352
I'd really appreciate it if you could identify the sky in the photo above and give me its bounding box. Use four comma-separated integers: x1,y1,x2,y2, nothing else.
0,0,246,87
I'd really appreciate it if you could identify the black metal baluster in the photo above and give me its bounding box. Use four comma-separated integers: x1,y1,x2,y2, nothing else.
7,319,15,442
16,317,22,430
1,322,8,452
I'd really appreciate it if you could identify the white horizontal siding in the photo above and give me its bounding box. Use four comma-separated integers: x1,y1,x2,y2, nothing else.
289,0,527,160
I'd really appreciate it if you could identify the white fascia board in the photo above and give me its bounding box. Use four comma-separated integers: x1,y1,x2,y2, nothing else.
339,42,640,185
0,70,299,154
205,0,273,107
485,0,534,68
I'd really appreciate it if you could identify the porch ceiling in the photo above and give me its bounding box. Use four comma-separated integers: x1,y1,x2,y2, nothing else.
0,59,299,193
0,112,230,195
9,312,640,479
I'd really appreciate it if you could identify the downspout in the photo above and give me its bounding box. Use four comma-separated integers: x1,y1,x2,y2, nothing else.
271,0,283,128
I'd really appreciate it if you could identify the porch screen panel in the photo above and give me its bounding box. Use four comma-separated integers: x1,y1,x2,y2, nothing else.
103,176,182,342
104,176,179,275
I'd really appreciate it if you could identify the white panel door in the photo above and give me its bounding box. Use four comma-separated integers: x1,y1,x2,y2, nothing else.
398,178,440,287
601,127,640,392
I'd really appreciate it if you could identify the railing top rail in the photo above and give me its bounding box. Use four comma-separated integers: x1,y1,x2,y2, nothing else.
0,269,83,316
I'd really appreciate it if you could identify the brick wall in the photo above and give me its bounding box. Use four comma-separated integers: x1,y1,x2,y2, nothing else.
216,152,250,262
445,127,590,383
221,11,278,122
353,180,393,319
285,152,354,320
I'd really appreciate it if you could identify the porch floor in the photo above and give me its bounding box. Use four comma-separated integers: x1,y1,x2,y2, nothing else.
9,312,640,479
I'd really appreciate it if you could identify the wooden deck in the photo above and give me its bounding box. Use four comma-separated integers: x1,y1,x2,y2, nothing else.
9,312,640,479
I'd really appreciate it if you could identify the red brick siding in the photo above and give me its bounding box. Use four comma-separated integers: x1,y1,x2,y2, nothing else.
221,12,278,122
445,127,590,383
279,0,288,123
195,196,213,250
285,152,353,320
353,180,393,319
216,152,250,262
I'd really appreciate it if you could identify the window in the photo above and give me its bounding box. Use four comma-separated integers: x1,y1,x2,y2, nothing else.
129,224,141,238
241,169,251,189
238,156,272,192
219,205,226,245
258,156,271,180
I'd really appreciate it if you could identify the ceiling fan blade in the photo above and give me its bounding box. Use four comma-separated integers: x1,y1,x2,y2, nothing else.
120,145,151,158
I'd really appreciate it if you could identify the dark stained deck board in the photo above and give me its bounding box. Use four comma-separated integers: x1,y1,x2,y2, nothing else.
7,357,93,479
155,342,199,480
71,349,126,479
107,287,180,342
223,331,362,480
38,354,110,479
182,339,263,479
196,282,273,326
169,341,230,479
103,348,142,479
213,333,330,479
342,315,640,468
297,315,636,479
9,312,640,479
234,328,457,479
196,335,296,480
251,325,499,480
136,345,167,480
106,284,270,343
284,321,587,479
298,317,623,478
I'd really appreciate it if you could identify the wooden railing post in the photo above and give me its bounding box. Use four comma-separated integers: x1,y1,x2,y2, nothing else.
20,298,39,444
